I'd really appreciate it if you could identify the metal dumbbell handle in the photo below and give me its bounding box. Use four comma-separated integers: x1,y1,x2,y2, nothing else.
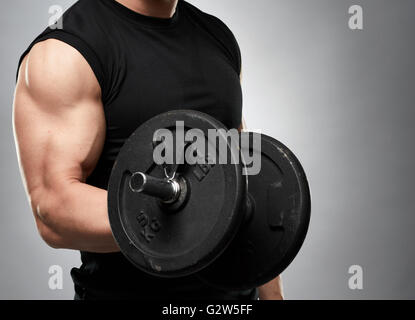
130,172,256,222
129,172,181,203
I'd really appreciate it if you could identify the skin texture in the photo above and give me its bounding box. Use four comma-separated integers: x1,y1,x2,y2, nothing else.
13,0,283,300
14,39,118,253
116,0,178,18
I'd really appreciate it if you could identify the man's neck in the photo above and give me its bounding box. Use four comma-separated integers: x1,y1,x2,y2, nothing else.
115,0,178,19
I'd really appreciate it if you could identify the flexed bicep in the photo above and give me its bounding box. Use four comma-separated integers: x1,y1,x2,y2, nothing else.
13,39,117,252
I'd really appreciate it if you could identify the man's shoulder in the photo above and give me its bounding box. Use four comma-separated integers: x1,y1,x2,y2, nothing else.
17,0,111,92
181,1,237,41
181,1,241,73
19,38,101,106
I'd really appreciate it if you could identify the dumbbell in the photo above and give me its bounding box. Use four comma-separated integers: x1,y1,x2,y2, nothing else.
107,110,310,290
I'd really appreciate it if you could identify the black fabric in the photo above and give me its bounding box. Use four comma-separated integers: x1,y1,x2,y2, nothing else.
18,0,254,300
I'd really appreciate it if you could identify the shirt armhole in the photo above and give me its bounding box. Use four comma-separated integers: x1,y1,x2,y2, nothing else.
16,29,109,102
208,16,242,75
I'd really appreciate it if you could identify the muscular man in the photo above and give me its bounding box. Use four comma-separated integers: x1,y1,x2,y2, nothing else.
13,0,283,300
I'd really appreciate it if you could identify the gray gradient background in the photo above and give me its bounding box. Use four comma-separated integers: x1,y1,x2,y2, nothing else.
1,0,414,299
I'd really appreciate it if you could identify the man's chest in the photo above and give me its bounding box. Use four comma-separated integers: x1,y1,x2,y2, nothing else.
105,37,242,138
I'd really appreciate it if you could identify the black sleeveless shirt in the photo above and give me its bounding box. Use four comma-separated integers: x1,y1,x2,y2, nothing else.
18,0,256,299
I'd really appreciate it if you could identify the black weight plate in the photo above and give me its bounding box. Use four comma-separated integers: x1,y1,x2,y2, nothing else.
108,110,246,278
198,132,311,290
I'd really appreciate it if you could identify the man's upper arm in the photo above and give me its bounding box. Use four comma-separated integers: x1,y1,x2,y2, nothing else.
13,39,105,203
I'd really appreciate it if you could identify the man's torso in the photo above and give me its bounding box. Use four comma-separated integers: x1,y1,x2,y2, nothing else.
19,0,254,299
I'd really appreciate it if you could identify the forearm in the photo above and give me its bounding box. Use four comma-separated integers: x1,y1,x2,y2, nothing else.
32,180,119,253
258,276,284,300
